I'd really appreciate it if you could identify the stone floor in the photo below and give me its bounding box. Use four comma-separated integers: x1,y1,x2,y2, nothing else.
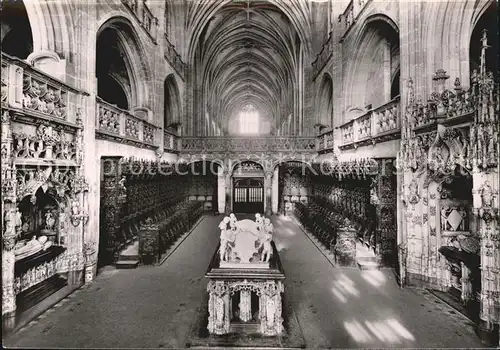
3,214,486,349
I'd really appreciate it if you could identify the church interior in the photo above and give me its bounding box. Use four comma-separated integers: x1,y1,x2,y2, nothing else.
1,0,499,348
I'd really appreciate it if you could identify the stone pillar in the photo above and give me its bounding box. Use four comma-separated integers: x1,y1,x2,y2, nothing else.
265,171,273,217
474,175,500,345
217,171,226,214
260,281,284,336
225,172,232,215
272,166,279,214
207,280,230,335
2,228,17,332
239,290,252,322
1,110,18,332
100,156,125,266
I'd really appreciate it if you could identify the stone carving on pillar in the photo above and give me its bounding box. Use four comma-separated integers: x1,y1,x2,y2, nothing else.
2,207,22,325
207,280,229,335
265,171,273,216
239,290,252,322
100,156,125,264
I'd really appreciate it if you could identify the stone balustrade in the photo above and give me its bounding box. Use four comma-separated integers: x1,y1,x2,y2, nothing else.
339,96,401,150
317,129,335,153
163,129,179,152
1,52,85,125
180,136,317,154
95,97,157,148
410,73,478,130
164,34,186,80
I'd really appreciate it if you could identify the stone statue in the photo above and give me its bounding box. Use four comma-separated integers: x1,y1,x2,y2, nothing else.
259,220,273,263
219,217,231,262
259,232,273,262
3,207,22,239
255,213,264,232
263,218,273,235
45,211,56,231
14,235,44,260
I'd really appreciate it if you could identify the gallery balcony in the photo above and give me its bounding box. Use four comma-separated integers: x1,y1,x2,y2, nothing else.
95,97,160,150
338,96,401,151
179,136,317,160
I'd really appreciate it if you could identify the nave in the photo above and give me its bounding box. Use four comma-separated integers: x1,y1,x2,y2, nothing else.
4,215,485,349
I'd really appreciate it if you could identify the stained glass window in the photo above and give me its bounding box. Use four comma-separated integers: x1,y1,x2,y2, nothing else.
239,104,259,134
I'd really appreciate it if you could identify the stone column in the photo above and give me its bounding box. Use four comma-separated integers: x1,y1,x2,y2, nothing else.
1,110,18,332
224,171,232,214
474,175,500,345
261,281,284,336
272,166,279,214
2,227,17,332
207,280,229,335
217,171,226,214
239,290,252,322
264,171,273,217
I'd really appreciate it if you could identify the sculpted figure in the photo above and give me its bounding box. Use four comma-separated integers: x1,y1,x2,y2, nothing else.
264,218,273,235
4,207,22,238
259,231,273,262
255,213,264,232
219,217,231,262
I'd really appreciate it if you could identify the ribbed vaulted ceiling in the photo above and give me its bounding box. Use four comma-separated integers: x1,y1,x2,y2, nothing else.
190,0,305,135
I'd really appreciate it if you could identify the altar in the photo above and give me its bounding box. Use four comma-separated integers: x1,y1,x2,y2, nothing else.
205,214,285,336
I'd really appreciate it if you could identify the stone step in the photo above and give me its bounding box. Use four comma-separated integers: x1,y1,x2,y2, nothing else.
119,253,140,261
115,260,139,269
357,259,381,270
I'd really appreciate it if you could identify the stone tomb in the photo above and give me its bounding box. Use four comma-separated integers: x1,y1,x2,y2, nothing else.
205,214,285,337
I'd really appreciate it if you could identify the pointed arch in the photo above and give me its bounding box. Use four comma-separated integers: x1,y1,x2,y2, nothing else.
164,74,181,128
96,15,154,110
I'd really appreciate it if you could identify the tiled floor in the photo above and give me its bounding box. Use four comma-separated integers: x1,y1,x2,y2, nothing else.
3,215,486,349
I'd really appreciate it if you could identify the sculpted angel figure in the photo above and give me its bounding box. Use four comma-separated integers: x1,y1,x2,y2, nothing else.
263,218,274,235
255,213,264,232
259,231,273,262
219,217,235,262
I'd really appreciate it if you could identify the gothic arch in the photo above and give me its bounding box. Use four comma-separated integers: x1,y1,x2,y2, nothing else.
164,74,181,128
186,0,312,63
21,0,74,59
316,73,334,128
344,14,400,122
96,15,154,110
423,0,496,90
187,0,309,136
469,1,498,79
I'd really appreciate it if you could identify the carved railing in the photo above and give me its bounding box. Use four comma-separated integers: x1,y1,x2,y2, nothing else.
1,53,85,126
121,0,158,43
164,34,186,80
164,129,179,152
317,129,335,153
339,96,401,149
312,33,333,79
95,97,157,148
180,136,317,154
410,70,478,130
338,0,371,40
142,1,158,42
121,0,138,13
